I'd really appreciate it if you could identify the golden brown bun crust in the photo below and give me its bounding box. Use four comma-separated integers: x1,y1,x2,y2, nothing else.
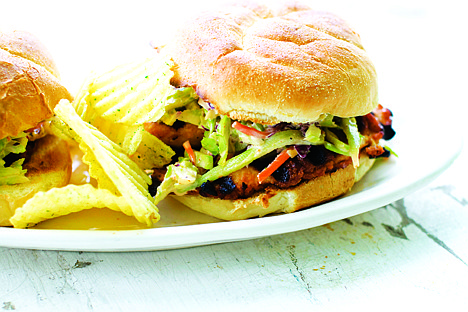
0,30,60,77
172,155,375,221
0,30,73,139
0,135,72,226
167,1,378,124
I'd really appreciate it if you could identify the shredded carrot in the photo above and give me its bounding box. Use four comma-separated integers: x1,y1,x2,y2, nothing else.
183,140,196,164
257,148,294,184
232,121,269,139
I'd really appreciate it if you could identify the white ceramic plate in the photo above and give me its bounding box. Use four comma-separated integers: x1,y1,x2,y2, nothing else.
0,112,462,252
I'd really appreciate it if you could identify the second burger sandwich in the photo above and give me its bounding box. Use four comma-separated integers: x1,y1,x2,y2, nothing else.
0,30,73,225
149,1,395,220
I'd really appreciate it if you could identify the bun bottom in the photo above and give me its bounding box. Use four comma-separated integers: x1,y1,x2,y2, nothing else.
0,135,72,226
172,155,375,221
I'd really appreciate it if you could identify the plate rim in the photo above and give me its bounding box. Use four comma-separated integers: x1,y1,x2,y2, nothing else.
0,122,463,252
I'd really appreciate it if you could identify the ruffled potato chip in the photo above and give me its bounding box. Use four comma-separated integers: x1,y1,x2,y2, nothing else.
9,184,136,228
78,114,174,169
130,129,175,169
74,53,174,125
51,100,158,226
72,53,175,169
10,54,179,228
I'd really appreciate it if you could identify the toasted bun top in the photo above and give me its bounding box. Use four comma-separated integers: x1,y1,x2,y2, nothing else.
0,30,73,139
167,1,378,124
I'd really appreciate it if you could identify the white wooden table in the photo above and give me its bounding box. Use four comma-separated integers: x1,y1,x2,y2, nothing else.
1,1,466,311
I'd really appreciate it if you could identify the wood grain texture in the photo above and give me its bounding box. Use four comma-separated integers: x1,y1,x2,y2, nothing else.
1,165,467,311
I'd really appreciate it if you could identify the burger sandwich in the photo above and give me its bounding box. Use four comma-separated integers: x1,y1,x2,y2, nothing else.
148,1,396,220
0,30,73,225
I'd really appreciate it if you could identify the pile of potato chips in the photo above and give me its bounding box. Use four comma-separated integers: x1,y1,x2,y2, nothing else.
10,53,178,228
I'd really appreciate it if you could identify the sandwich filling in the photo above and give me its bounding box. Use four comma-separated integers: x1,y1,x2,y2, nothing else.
0,122,51,186
147,87,395,203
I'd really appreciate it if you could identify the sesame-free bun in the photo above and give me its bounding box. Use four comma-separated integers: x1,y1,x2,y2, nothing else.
167,1,378,125
0,30,73,139
172,154,375,221
0,30,73,226
0,135,72,226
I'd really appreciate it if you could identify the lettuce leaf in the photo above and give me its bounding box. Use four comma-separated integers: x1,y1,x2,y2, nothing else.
154,130,310,203
340,117,361,167
0,159,29,185
0,133,29,185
